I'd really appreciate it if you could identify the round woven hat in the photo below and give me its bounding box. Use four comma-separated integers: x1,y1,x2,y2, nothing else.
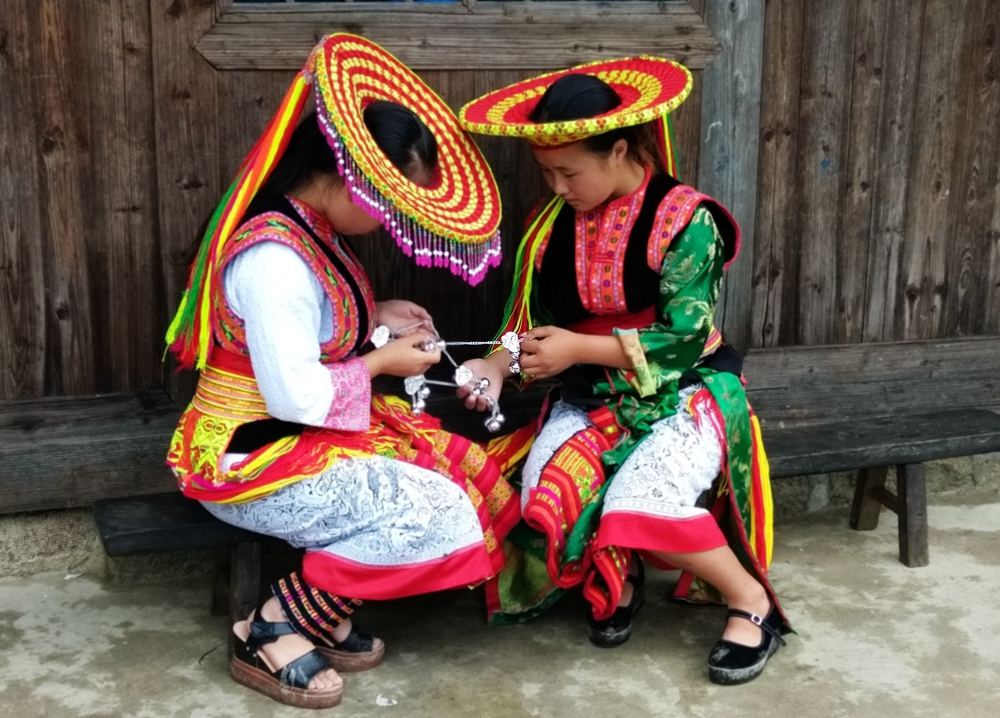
309,34,502,285
459,56,692,147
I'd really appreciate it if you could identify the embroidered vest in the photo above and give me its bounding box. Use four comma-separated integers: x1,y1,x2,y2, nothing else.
168,196,377,498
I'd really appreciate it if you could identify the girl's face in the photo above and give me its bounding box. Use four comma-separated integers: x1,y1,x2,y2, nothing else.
317,161,436,236
531,139,632,212
319,180,383,236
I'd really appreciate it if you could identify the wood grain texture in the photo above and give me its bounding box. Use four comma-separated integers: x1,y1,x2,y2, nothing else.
849,465,888,530
669,70,703,185
216,70,296,183
698,0,766,355
0,390,180,514
983,3,1000,333
150,0,221,405
92,491,262,556
744,337,1000,426
861,0,927,342
896,463,929,567
33,0,97,396
897,0,970,340
942,0,1000,338
793,0,857,346
750,0,998,347
198,2,721,71
750,0,805,349
230,542,262,626
761,410,1000,478
837,0,883,344
0,0,162,399
990,145,1000,335
0,0,46,399
84,0,163,393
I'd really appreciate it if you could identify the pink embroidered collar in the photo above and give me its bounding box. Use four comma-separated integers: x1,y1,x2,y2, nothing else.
575,167,653,314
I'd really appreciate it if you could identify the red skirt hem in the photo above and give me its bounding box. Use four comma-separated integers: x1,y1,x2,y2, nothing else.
302,542,495,600
596,510,727,561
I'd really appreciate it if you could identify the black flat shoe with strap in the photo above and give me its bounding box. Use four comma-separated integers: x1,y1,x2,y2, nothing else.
231,609,344,709
707,603,787,685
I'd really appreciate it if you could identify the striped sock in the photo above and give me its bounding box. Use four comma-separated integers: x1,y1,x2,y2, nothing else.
270,571,362,645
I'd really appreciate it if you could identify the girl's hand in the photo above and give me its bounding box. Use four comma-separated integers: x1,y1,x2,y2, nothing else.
364,329,441,378
375,300,432,334
455,358,504,412
518,326,582,380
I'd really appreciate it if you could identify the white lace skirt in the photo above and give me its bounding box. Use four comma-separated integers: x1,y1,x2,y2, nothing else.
203,454,492,598
522,385,725,550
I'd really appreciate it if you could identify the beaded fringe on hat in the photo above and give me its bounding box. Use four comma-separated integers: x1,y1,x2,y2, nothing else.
314,108,502,287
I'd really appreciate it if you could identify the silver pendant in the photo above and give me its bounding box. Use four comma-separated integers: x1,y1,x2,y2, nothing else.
404,374,427,415
453,365,475,387
370,325,392,348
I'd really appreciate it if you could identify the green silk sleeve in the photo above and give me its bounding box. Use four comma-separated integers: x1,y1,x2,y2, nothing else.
614,206,725,396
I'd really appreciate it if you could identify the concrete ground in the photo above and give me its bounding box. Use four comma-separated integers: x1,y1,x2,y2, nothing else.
1,497,998,718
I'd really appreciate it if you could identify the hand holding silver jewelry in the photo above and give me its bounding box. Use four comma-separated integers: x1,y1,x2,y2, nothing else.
399,330,510,432
500,331,522,374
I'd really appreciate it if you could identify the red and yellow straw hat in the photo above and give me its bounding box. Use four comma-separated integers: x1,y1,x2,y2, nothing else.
167,34,502,370
310,35,502,278
459,56,692,147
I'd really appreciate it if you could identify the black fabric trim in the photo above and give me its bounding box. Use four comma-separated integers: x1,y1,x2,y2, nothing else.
228,418,306,454
622,172,678,311
535,173,680,326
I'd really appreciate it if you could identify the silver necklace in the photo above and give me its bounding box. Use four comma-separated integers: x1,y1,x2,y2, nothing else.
371,323,522,433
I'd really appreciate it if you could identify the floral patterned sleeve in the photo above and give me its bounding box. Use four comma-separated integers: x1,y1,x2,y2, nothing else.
613,206,725,397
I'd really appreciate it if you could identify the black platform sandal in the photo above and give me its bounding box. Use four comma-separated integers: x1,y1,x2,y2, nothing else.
707,604,787,685
231,609,344,709
588,560,645,648
315,623,386,673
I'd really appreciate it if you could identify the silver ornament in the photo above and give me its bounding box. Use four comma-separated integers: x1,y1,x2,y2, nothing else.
453,365,474,386
403,375,426,395
500,331,521,355
371,325,392,348
419,339,445,353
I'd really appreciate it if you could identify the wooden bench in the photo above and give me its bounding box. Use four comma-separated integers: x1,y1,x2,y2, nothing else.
0,389,266,622
7,338,1000,623
743,337,1000,566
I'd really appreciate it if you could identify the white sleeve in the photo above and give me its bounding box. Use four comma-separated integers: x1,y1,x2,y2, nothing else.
223,242,370,429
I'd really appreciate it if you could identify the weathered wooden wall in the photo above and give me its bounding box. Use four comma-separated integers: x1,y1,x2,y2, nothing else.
1,0,163,401
752,0,1000,348
1,0,998,402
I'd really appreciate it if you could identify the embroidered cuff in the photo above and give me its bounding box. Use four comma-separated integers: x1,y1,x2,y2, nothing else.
614,328,657,397
321,358,371,431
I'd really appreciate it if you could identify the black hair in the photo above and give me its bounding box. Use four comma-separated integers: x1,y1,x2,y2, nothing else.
251,102,438,208
362,100,438,179
250,111,340,208
529,74,662,171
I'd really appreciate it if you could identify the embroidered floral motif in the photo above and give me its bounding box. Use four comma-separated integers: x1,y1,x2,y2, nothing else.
574,169,652,314
214,199,376,362
321,358,372,432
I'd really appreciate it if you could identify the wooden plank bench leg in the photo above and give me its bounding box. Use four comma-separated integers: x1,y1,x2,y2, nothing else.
230,541,262,625
897,463,929,567
210,549,231,617
850,466,889,530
